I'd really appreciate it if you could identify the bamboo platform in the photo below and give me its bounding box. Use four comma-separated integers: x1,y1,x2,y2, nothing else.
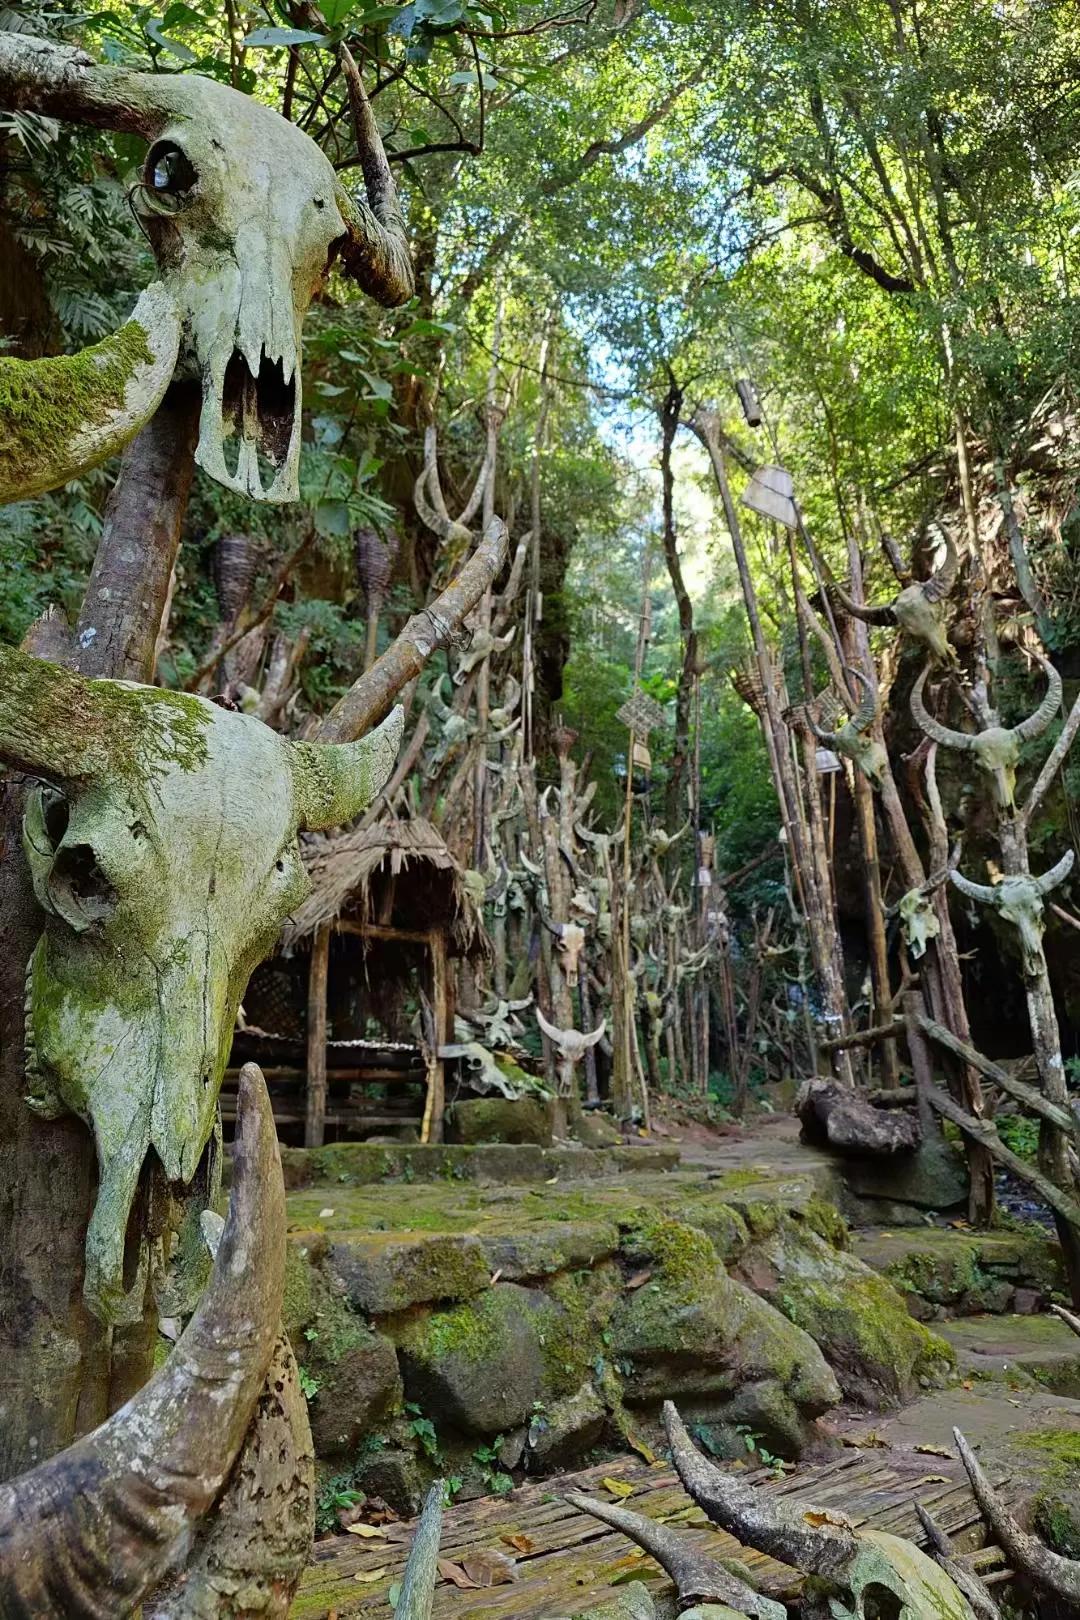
292,1446,1017,1618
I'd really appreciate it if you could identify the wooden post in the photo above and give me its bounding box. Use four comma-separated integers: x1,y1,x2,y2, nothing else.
422,930,448,1144
305,924,331,1148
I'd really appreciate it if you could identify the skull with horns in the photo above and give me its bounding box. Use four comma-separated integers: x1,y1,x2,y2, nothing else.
911,655,1061,809
949,852,1074,979
4,644,401,1322
830,525,959,662
807,667,887,788
0,32,413,505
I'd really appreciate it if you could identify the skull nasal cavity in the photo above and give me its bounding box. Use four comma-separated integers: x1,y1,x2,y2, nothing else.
221,347,295,468
861,1587,904,1620
49,843,118,927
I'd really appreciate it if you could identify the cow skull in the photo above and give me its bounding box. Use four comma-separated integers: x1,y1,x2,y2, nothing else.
831,524,959,663
541,910,587,985
911,655,1061,810
896,887,940,960
0,34,413,505
534,1005,605,1092
949,851,1074,978
4,644,401,1323
808,667,888,788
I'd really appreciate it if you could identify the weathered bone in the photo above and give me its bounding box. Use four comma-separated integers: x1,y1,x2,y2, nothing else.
1,644,400,1320
396,1482,445,1620
534,1004,606,1059
911,655,1062,808
564,1491,785,1618
0,1063,284,1617
955,1427,1080,1606
662,1402,858,1579
0,282,180,503
914,1501,1002,1620
808,667,887,787
831,527,958,660
949,853,1073,977
0,33,412,504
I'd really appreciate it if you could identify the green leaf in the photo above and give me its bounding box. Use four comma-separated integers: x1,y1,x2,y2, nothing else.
144,18,196,59
242,25,325,47
360,370,394,401
315,499,352,538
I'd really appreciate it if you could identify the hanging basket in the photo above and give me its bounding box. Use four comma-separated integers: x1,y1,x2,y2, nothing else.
741,464,798,529
735,379,762,427
355,526,399,604
213,532,260,622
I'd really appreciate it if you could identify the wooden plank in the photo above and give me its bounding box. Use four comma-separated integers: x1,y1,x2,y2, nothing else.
918,1012,1079,1136
294,1449,1019,1620
335,920,433,945
304,923,331,1148
924,1079,1080,1226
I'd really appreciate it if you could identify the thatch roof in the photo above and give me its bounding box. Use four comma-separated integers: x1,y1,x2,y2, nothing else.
283,817,488,959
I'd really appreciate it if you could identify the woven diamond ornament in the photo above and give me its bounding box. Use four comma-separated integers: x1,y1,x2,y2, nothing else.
616,689,667,737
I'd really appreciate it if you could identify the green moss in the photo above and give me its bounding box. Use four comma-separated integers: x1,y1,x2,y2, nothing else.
801,1199,849,1250
0,316,155,489
623,1217,718,1298
1021,1429,1080,1471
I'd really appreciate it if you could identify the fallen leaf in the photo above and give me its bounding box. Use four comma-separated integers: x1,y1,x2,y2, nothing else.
438,1559,480,1590
842,1431,887,1449
545,1175,559,1184
917,1474,949,1484
626,1431,657,1464
319,1207,335,1218
626,1269,653,1290
961,1380,974,1391
602,1476,635,1499
501,1533,536,1554
353,1567,387,1583
915,1444,952,1458
346,1523,387,1539
462,1548,519,1586
804,1509,853,1529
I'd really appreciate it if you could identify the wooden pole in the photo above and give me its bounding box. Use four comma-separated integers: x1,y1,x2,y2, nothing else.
304,924,331,1148
422,931,448,1143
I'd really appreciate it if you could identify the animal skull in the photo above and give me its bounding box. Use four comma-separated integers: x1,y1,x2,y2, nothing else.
911,656,1061,810
831,525,958,663
542,913,587,985
0,34,413,504
5,645,401,1322
949,852,1074,979
808,667,887,788
896,888,940,960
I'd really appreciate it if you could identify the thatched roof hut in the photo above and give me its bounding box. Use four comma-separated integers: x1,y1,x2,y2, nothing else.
230,818,488,1148
283,817,488,959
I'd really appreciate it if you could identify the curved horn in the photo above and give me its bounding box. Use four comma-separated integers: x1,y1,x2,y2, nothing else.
827,578,897,626
921,525,959,604
1,283,180,504
0,33,176,136
662,1402,857,1578
914,1501,1003,1620
564,1492,785,1619
581,1018,607,1050
910,665,975,751
955,1427,1080,1606
1035,848,1075,895
844,665,878,733
1013,653,1062,742
0,1063,285,1617
396,1482,445,1620
535,1003,570,1049
292,705,403,830
331,50,413,307
539,907,564,938
949,867,998,904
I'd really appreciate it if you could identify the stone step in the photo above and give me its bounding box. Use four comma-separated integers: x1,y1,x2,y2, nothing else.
279,1139,680,1190
852,1226,1063,1319
937,1313,1080,1396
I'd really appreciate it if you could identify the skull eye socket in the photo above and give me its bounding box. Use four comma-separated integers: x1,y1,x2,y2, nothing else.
48,843,119,931
861,1586,904,1620
143,140,199,212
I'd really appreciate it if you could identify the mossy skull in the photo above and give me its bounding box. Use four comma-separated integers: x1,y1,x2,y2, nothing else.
4,646,401,1322
950,854,1074,979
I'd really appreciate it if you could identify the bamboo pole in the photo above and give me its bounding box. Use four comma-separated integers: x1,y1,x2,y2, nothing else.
304,924,331,1147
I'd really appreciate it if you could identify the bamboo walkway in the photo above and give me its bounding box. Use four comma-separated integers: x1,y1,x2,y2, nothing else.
292,1446,1016,1618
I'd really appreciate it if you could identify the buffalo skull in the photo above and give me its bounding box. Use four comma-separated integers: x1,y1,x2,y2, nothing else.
831,524,959,663
911,654,1061,810
949,851,1074,979
0,33,413,505
3,643,401,1323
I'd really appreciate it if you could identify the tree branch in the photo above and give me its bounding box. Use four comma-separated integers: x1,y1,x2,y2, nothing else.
316,517,508,743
